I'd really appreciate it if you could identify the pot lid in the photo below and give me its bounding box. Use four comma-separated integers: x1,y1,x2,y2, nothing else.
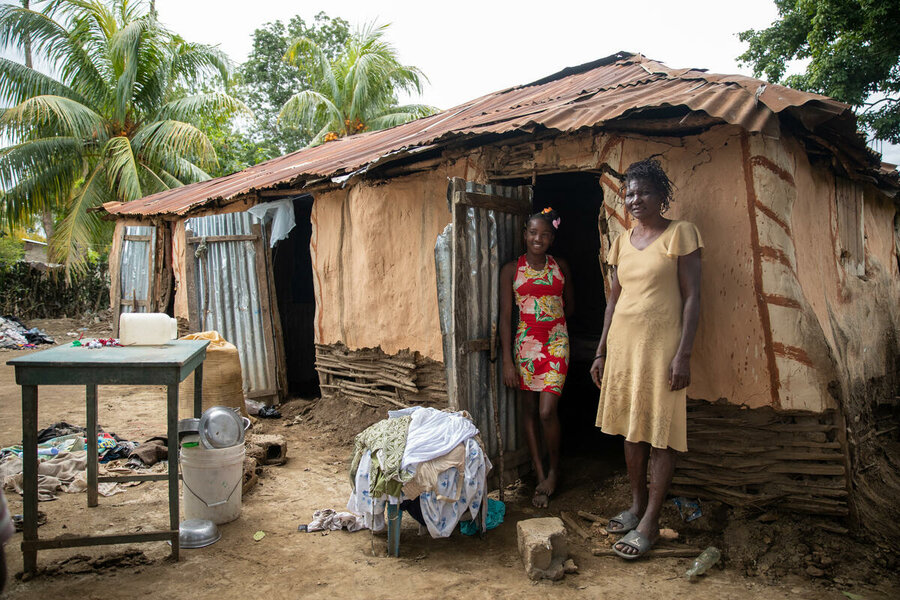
199,406,245,449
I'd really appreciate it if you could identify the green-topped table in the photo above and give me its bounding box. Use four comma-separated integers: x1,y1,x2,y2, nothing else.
7,339,209,574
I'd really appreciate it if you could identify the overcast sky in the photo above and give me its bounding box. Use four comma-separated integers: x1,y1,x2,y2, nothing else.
2,0,897,162
152,0,898,163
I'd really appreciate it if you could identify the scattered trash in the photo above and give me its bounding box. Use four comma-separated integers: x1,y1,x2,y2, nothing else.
257,406,281,419
684,546,721,581
13,511,47,531
0,315,54,348
659,528,679,541
245,399,264,416
253,530,266,541
297,524,308,532
673,497,703,522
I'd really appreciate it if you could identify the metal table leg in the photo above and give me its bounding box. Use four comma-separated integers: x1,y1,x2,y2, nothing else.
86,384,99,507
167,384,180,560
21,385,38,575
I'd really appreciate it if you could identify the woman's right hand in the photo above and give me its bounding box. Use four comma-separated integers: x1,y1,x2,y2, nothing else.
503,359,518,388
590,356,605,390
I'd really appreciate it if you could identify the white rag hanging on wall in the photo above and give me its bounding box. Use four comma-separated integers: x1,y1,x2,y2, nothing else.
247,198,296,247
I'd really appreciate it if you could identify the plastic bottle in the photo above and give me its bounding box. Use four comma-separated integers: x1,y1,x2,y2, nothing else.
684,546,721,581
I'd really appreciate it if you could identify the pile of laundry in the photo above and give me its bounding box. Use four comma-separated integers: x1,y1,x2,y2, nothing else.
0,422,161,501
0,315,54,349
346,406,491,538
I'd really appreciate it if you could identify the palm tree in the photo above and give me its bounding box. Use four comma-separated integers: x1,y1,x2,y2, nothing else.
0,0,249,267
278,22,436,146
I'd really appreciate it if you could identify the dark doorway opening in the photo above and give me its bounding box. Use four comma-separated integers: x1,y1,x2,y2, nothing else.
531,172,615,455
272,196,319,397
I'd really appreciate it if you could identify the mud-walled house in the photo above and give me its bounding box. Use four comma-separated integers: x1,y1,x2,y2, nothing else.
102,52,899,534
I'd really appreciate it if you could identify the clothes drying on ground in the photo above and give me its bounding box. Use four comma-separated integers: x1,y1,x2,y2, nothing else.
306,508,366,532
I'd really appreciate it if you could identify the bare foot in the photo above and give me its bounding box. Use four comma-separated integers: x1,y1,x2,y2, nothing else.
535,469,557,498
532,491,549,508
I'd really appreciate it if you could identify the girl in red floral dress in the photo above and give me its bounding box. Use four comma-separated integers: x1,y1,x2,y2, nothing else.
500,208,574,507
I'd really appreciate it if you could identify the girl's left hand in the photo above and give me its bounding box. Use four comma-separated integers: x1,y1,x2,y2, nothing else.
668,354,691,391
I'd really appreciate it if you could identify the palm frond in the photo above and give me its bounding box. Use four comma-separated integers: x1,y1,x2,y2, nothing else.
0,57,86,106
155,92,251,123
132,119,217,170
279,89,342,133
368,105,438,130
103,135,142,202
0,4,110,106
49,160,111,270
1,94,106,140
285,36,338,99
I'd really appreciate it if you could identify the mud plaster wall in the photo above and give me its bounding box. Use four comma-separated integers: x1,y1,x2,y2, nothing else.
311,165,467,359
790,138,900,406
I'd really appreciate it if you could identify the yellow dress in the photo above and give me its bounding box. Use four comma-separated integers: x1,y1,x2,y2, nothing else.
595,220,703,452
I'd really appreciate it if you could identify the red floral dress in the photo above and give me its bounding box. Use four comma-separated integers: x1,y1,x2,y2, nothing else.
513,255,569,396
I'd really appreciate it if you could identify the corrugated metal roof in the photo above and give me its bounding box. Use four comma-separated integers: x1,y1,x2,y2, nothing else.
103,52,887,218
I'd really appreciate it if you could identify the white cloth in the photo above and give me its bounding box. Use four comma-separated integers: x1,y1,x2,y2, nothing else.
398,407,478,471
346,450,387,531
247,199,296,247
418,437,490,538
307,508,366,532
346,439,491,539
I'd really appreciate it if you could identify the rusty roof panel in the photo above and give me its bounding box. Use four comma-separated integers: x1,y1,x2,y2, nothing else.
105,52,876,218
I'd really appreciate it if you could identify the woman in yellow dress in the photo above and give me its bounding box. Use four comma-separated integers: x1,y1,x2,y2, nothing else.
590,159,702,559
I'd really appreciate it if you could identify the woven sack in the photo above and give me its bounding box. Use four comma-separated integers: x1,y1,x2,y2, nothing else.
178,330,249,418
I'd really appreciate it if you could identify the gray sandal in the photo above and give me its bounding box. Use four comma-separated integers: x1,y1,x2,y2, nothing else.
613,529,654,560
607,510,639,534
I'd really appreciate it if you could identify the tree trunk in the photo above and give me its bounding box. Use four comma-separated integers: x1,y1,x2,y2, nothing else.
23,1,32,69
41,210,55,242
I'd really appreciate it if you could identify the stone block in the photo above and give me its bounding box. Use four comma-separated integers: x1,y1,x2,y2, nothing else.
517,517,569,581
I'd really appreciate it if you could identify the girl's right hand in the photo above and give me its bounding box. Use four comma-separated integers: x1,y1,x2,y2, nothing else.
503,360,518,388
590,356,605,389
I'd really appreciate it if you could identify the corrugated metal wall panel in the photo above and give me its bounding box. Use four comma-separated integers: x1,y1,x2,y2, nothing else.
119,225,155,314
185,212,273,395
438,180,529,461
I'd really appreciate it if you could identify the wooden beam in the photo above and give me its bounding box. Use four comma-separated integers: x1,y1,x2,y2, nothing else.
186,234,258,244
453,190,532,216
258,189,304,198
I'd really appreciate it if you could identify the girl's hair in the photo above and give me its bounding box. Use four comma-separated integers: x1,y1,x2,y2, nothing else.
624,158,675,213
527,207,560,230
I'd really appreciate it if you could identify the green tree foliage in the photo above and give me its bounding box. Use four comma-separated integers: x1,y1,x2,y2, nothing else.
0,0,250,268
237,12,350,158
738,0,900,143
279,22,437,147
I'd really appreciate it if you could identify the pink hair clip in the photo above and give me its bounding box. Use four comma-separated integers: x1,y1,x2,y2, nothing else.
552,218,561,229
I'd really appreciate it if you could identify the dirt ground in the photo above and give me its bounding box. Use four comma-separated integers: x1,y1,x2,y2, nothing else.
0,319,897,599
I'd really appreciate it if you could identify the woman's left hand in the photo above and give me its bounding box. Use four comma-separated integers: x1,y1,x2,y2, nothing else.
668,354,691,391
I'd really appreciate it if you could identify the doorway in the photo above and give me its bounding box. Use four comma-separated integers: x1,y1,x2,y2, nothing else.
272,196,319,397
531,172,613,453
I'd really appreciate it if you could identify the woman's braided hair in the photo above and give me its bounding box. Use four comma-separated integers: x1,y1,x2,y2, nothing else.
624,158,675,214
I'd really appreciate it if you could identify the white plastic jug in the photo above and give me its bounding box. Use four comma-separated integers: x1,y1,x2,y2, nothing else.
118,312,178,345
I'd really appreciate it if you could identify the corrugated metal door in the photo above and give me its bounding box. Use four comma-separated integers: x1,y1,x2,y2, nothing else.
184,212,281,402
117,225,155,314
436,177,533,478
